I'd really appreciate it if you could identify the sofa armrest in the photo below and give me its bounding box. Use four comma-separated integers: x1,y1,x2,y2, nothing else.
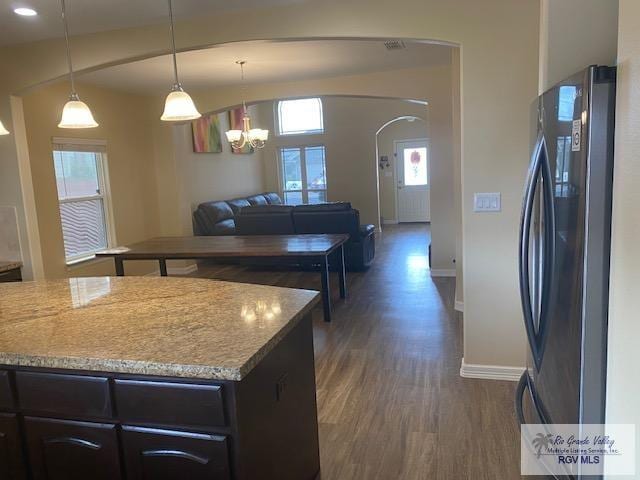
359,224,376,238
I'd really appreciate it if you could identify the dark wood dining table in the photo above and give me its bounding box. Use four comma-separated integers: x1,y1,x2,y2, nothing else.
96,234,349,322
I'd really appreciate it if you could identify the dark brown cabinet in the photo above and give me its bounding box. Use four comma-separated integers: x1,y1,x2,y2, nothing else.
0,414,26,480
0,372,13,410
122,426,230,480
24,417,122,480
16,372,112,420
0,314,319,479
115,380,225,429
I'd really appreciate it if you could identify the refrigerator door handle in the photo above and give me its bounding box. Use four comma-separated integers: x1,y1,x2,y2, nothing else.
515,371,528,427
536,140,556,366
519,132,545,370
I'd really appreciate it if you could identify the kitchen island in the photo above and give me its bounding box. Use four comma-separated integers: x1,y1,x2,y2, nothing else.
0,276,320,480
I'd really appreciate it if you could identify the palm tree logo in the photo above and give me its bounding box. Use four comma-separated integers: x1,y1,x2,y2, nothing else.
532,433,553,459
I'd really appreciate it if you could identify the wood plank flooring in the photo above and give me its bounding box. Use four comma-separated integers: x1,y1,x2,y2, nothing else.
192,224,522,479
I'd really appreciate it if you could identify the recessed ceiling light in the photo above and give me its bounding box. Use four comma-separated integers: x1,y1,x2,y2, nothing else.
14,7,38,16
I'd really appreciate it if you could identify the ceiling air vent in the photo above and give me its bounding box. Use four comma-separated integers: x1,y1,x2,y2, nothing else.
384,40,406,51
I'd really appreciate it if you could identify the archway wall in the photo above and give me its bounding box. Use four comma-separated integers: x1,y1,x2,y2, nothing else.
0,0,540,369
376,115,457,274
157,65,452,238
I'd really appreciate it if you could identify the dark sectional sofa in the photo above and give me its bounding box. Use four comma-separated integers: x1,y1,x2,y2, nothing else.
193,192,375,270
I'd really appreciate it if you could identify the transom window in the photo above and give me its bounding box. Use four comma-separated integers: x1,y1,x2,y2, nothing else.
52,139,114,264
280,146,327,205
277,98,324,135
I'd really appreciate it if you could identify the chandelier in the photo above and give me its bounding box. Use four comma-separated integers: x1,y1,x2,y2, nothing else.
225,61,268,149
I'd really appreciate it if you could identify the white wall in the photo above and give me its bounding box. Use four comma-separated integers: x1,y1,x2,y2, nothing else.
539,0,619,91
172,106,265,214
606,0,640,475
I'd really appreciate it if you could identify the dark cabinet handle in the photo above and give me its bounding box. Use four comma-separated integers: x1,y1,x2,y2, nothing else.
44,437,101,450
142,449,209,465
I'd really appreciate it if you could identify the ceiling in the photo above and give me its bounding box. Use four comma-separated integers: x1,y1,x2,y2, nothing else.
0,0,307,46
77,40,453,94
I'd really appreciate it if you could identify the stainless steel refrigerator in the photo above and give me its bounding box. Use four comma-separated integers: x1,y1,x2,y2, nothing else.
515,65,617,479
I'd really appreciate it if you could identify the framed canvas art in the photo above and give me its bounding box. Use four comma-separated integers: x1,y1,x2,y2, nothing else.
192,114,222,153
228,107,254,154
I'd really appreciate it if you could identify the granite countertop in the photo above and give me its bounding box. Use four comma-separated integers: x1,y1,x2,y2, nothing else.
0,261,22,273
0,277,319,381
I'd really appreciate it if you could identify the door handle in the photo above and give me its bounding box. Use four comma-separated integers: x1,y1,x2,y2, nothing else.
536,143,556,366
519,132,546,371
515,372,528,428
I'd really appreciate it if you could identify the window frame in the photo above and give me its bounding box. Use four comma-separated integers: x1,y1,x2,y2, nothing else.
279,145,327,205
275,97,325,136
52,138,116,265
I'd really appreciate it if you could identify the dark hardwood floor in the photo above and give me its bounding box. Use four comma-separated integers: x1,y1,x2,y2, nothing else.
193,224,521,479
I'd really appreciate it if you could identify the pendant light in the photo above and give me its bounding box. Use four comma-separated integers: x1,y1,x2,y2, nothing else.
58,0,98,129
161,0,200,122
225,61,268,149
0,120,9,135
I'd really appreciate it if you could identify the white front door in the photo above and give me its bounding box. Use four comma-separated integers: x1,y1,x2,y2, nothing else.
396,140,430,222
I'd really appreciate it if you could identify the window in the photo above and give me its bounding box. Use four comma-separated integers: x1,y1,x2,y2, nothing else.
277,98,324,135
52,139,113,263
402,146,428,186
280,146,327,205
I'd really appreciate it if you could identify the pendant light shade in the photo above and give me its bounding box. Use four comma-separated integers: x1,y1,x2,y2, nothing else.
161,0,200,122
161,85,201,122
58,0,98,129
0,119,9,135
59,94,99,129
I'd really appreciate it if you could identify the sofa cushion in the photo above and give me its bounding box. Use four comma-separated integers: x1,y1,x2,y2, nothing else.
198,200,233,222
263,192,283,205
226,198,251,215
293,202,352,212
292,204,359,238
236,205,295,235
193,201,236,235
211,218,236,235
246,194,268,206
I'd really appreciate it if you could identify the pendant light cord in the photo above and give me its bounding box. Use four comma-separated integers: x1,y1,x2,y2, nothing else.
167,0,180,87
60,0,76,96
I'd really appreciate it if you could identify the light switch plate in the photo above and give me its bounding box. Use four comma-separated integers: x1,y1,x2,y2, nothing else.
473,192,501,212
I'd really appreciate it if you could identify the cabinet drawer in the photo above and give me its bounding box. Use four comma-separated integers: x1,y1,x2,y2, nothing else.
16,372,112,419
0,268,21,283
122,425,230,480
0,413,27,480
25,417,121,480
115,379,225,428
0,370,13,409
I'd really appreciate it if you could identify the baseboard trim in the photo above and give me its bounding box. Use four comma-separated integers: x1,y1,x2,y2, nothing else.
430,269,456,277
454,300,464,312
146,264,199,276
382,219,398,225
459,358,523,382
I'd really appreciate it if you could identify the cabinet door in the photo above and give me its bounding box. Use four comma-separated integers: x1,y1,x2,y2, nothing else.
0,414,26,480
24,417,121,480
123,426,230,480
